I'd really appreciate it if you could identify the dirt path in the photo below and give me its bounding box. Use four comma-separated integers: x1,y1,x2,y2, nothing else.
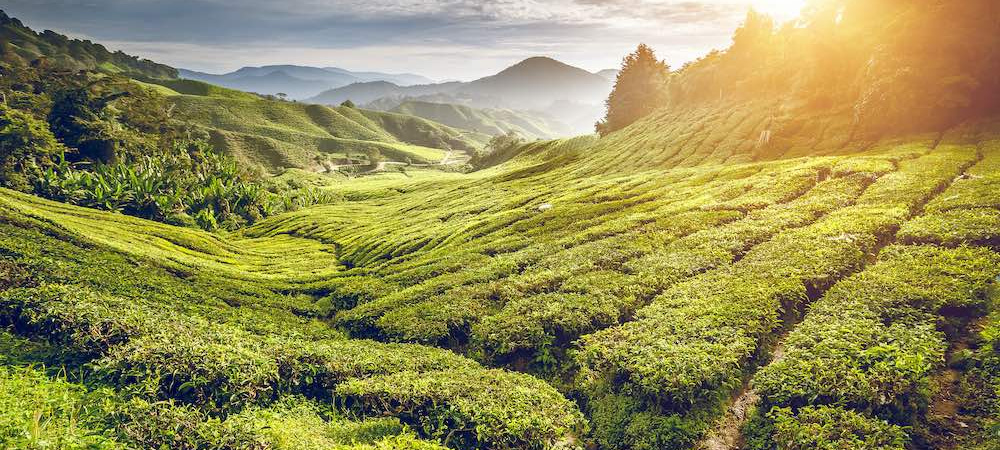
699,144,987,449
918,316,987,449
699,341,786,450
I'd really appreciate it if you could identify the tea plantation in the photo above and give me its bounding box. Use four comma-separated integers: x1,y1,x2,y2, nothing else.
3,96,1000,449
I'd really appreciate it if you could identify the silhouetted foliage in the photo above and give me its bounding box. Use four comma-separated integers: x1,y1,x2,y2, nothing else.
657,1,1000,137
596,44,670,136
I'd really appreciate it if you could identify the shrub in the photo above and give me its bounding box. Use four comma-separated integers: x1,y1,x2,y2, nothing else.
0,365,121,449
768,406,908,450
0,104,63,191
336,368,587,449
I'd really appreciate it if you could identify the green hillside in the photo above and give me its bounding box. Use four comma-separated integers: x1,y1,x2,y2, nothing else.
159,85,484,171
390,100,574,140
0,10,176,78
3,111,999,448
3,0,1000,449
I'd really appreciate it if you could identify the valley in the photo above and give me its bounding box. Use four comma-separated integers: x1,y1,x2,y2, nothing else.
2,1,1000,449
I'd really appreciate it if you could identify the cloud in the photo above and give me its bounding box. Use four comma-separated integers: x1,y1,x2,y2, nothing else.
1,0,754,79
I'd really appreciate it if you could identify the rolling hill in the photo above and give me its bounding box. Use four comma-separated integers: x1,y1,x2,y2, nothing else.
3,1,1000,450
153,81,486,171
0,10,175,78
179,65,436,99
388,100,575,140
306,57,612,134
0,7,487,172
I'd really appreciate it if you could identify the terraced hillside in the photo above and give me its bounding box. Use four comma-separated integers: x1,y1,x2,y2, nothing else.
146,80,486,172
388,100,574,140
4,100,1000,448
5,1,1000,448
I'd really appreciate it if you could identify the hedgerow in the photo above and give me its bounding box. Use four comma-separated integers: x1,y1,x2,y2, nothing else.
0,198,587,449
752,245,1000,443
766,406,908,450
572,144,981,448
899,208,1000,248
336,368,586,449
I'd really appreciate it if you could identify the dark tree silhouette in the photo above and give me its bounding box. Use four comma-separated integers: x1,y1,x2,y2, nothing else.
596,44,670,136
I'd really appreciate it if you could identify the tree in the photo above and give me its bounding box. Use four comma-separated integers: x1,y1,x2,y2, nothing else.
485,131,524,156
364,147,383,170
596,44,670,136
0,104,63,191
469,131,523,168
275,92,288,101
341,100,356,108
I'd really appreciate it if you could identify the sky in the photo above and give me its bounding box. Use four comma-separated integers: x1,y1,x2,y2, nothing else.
1,0,805,81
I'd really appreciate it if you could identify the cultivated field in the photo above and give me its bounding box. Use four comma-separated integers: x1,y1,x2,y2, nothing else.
3,104,999,448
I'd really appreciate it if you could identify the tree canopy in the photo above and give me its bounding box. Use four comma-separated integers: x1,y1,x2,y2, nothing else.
596,44,670,136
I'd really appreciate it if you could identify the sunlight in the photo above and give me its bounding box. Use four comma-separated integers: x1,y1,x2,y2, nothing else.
750,0,808,21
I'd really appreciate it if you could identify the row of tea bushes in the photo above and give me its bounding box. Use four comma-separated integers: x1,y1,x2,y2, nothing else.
899,139,1000,248
572,145,979,449
0,201,586,449
0,331,448,450
750,245,1000,449
472,172,875,367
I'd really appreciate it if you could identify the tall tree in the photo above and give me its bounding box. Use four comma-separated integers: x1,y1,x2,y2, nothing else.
596,44,670,136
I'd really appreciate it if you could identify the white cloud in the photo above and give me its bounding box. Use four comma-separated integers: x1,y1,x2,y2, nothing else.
2,0,771,79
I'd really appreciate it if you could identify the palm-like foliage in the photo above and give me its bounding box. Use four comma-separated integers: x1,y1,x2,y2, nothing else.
35,139,340,231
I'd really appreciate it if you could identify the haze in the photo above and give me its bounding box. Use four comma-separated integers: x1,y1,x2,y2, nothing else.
2,0,804,81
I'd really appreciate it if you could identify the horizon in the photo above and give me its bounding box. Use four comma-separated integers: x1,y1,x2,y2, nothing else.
1,0,805,82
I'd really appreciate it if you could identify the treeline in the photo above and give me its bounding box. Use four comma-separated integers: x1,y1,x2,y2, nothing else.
0,10,176,79
0,54,335,231
600,0,1000,137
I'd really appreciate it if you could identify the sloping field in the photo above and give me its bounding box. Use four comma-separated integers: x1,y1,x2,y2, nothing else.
390,101,572,140
167,94,481,171
3,102,1000,448
132,77,486,172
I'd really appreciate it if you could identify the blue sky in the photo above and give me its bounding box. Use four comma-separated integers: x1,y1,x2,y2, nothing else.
2,0,797,80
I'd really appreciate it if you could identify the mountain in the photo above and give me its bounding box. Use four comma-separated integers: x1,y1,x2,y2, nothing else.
4,2,1000,450
323,67,434,86
594,69,618,81
178,70,334,99
178,65,436,100
0,10,176,78
306,57,613,134
389,100,575,140
156,81,485,171
461,57,610,108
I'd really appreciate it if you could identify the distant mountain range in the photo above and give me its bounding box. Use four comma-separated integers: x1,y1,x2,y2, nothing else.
177,65,435,100
306,57,614,135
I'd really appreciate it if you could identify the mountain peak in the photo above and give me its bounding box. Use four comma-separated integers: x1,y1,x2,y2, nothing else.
490,56,599,82
505,56,573,71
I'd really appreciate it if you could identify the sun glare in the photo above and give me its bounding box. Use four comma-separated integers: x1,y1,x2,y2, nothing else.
750,0,808,21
